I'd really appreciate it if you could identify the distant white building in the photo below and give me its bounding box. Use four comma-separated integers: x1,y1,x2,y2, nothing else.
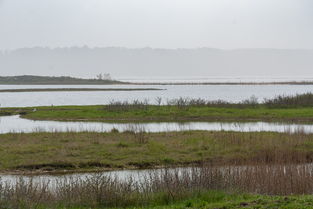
103,73,112,80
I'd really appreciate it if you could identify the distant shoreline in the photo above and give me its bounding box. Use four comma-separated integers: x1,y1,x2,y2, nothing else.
129,81,313,85
2,81,313,86
1,75,313,85
0,75,128,85
0,88,164,93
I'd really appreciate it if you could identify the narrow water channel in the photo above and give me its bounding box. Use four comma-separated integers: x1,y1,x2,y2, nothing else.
0,115,312,134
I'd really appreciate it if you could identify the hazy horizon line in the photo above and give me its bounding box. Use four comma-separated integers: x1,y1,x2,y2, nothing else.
2,74,313,79
1,46,313,52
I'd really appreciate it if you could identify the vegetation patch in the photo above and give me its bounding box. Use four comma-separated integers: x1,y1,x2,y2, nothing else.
2,169,313,208
0,75,126,85
2,94,313,123
1,131,313,173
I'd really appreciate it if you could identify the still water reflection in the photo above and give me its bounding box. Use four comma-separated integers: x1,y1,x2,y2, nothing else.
0,115,311,134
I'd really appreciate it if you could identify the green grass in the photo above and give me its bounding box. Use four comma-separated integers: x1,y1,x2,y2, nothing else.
134,193,313,209
2,105,313,123
1,131,313,173
2,131,313,208
12,191,313,209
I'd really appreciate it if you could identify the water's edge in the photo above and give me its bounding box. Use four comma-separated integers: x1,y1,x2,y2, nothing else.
0,115,312,134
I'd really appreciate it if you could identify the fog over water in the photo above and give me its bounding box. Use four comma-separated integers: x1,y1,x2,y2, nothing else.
1,48,313,78
0,0,313,78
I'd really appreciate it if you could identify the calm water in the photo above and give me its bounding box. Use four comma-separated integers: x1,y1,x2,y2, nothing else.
118,76,313,83
0,169,152,187
0,115,311,134
0,168,170,186
1,164,312,188
0,84,313,107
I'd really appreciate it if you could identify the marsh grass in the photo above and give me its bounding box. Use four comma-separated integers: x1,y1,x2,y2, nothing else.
105,99,150,112
14,93,313,123
104,97,261,111
102,94,313,111
264,93,313,108
1,130,313,172
125,124,148,144
2,164,313,208
2,129,313,208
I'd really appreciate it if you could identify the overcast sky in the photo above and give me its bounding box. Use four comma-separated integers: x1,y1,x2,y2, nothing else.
0,0,312,50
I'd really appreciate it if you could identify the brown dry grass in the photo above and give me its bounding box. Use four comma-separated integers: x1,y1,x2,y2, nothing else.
2,164,313,208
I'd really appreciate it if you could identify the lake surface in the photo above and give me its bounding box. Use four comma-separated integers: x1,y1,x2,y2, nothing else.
0,115,312,134
0,84,313,107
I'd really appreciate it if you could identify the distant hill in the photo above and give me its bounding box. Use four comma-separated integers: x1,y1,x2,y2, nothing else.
1,47,313,77
0,75,125,85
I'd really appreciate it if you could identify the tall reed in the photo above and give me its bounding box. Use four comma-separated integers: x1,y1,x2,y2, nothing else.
1,163,313,208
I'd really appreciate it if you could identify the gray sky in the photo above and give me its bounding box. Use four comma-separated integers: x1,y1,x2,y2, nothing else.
0,0,313,50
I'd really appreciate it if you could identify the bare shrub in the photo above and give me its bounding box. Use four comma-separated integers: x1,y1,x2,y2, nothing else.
264,93,313,108
155,97,162,106
241,95,258,107
125,124,148,144
105,99,150,112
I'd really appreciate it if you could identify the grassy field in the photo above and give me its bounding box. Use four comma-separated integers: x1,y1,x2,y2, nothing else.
2,94,313,122
1,131,313,173
3,190,313,209
132,194,313,209
139,193,313,209
131,194,313,209
5,105,313,123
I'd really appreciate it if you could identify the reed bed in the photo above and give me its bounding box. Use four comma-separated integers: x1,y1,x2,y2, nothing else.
104,97,258,110
1,129,313,208
264,93,313,108
105,99,150,112
1,163,313,208
103,93,313,111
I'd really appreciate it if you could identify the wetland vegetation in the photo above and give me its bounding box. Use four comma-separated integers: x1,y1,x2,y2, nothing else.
1,93,313,208
2,163,313,208
2,93,313,123
1,130,313,173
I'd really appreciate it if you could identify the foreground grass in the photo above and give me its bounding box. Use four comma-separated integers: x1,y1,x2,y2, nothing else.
3,188,313,209
1,131,313,173
141,194,313,209
9,194,313,209
3,168,313,208
2,105,313,123
128,193,313,209
3,131,313,208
